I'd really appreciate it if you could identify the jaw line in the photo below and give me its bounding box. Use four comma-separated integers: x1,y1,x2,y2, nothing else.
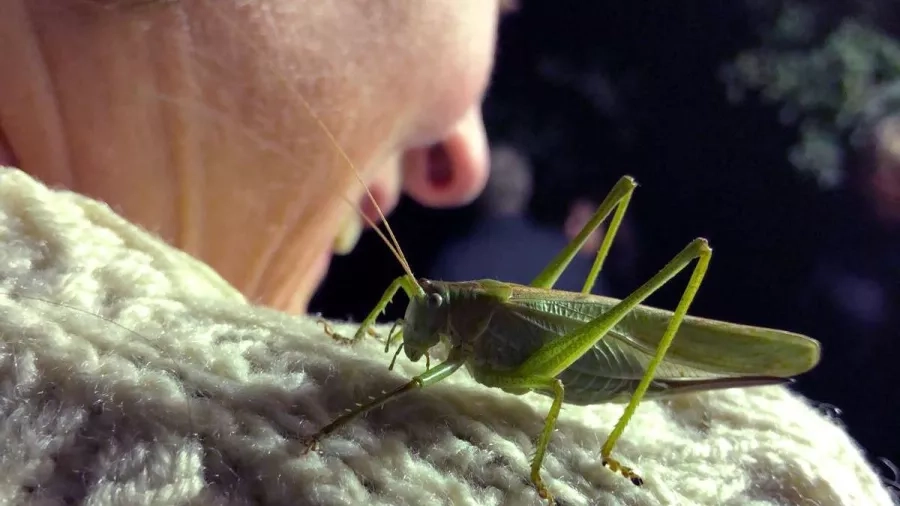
332,211,362,255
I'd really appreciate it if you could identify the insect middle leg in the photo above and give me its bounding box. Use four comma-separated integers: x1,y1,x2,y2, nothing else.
473,371,564,504
301,354,464,451
530,175,637,294
514,237,713,487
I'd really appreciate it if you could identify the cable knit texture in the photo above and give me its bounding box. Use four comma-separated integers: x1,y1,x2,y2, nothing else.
0,166,895,506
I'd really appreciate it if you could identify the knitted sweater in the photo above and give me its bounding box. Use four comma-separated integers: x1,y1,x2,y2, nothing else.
0,166,894,506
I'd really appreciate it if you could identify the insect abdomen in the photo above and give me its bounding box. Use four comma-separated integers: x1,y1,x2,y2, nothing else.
548,369,646,405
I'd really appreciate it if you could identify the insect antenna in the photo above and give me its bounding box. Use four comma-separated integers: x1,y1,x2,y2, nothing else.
195,4,425,297
147,90,410,286
1,291,203,438
292,93,422,292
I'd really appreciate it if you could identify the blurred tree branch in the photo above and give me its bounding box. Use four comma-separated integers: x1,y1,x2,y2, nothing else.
722,0,900,188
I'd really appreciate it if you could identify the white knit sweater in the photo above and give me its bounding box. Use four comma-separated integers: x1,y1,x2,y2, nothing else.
0,166,894,506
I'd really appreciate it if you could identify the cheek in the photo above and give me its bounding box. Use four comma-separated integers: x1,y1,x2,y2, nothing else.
404,2,499,146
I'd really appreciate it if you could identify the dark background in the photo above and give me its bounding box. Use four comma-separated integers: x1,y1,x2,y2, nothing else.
311,0,899,485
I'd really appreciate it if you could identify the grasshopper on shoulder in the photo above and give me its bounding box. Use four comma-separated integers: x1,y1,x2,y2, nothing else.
306,171,821,504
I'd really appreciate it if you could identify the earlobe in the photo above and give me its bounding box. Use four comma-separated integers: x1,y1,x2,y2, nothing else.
401,107,489,208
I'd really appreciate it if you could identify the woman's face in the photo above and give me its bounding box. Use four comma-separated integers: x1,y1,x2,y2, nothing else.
1,0,508,310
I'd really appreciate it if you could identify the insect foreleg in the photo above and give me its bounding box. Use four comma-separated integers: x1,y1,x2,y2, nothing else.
530,175,637,293
515,238,712,485
302,355,464,450
319,275,418,343
350,275,418,342
317,320,381,345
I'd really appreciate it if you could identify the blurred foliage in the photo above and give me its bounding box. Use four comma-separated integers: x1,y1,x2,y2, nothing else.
482,3,655,225
722,0,900,188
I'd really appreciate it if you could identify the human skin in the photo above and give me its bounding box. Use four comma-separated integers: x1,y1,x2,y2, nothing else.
869,117,900,224
565,199,604,256
0,0,507,311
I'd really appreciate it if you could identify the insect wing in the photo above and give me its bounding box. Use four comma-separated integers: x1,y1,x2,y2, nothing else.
486,285,819,401
502,285,819,376
612,303,821,378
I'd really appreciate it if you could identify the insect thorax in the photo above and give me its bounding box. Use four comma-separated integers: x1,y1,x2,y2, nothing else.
403,280,536,371
402,281,483,358
401,287,449,362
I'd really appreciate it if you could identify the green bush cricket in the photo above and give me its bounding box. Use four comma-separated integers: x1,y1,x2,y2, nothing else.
270,55,823,503
305,170,822,503
0,3,818,502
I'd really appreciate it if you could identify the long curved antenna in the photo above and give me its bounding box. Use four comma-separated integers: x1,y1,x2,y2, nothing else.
200,3,422,293
292,93,420,287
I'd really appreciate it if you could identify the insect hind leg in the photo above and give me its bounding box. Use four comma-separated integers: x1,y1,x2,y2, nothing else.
515,238,712,485
530,175,637,294
600,238,712,484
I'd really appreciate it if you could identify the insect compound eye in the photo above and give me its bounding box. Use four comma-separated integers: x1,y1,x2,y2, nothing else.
426,292,443,308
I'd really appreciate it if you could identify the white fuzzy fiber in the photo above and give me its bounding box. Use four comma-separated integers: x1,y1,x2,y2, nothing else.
0,166,895,506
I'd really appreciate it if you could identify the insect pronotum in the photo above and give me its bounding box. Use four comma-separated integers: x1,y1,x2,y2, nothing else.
298,112,822,502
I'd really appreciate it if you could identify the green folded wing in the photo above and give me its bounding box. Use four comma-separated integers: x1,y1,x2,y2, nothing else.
501,284,820,379
614,302,821,377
